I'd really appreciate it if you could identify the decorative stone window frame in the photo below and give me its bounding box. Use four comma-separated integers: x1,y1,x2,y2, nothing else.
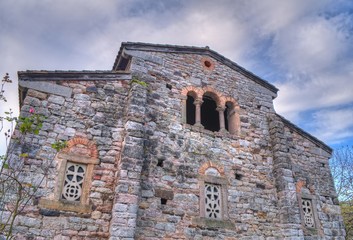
199,162,229,219
39,137,99,213
181,86,240,135
192,161,234,229
296,181,320,233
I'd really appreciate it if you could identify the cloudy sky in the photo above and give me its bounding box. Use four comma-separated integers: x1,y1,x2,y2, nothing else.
1,0,353,155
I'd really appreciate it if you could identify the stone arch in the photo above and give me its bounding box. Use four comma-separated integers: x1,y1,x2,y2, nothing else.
199,161,225,176
180,86,239,135
202,86,223,107
181,86,203,100
200,87,224,131
63,137,98,159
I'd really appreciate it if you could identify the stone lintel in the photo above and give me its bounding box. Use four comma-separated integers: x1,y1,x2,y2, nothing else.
155,188,174,200
19,80,72,98
191,217,235,230
57,152,99,165
38,198,91,214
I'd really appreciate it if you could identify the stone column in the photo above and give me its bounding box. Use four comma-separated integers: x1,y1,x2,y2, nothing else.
194,98,203,127
216,106,226,132
109,82,147,239
268,113,303,238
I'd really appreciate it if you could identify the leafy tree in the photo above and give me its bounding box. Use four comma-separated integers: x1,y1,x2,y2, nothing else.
0,73,66,239
330,145,353,239
340,203,353,239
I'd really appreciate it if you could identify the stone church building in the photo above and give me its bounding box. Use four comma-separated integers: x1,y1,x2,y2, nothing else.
10,42,344,239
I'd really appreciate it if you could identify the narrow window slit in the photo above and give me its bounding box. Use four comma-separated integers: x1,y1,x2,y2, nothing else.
157,159,164,167
235,173,242,180
161,198,167,205
256,183,266,189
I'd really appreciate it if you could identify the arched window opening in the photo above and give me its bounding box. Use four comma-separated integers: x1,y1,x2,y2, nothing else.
201,95,219,132
186,94,196,125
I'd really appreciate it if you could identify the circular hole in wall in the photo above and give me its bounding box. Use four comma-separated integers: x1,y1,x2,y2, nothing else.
204,60,212,68
201,57,215,71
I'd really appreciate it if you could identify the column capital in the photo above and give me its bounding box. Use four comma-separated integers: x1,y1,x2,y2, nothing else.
216,106,226,112
194,99,203,105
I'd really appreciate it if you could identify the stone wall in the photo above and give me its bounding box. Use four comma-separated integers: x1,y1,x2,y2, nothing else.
126,49,344,239
4,44,345,239
126,51,282,239
6,77,130,239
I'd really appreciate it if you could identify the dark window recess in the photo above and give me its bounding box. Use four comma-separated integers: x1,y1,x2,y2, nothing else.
186,95,196,125
19,88,28,107
224,104,230,131
157,159,164,167
201,96,219,132
235,173,242,180
256,183,266,190
161,198,168,205
116,56,130,71
166,83,172,90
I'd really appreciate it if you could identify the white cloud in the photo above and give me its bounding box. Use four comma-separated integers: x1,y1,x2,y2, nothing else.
310,108,353,143
1,0,353,155
270,15,351,74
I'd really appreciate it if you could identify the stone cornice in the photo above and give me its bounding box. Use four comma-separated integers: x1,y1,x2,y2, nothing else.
18,70,131,81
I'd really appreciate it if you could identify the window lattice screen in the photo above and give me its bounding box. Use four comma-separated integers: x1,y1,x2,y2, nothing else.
205,183,221,219
62,162,86,202
302,199,315,227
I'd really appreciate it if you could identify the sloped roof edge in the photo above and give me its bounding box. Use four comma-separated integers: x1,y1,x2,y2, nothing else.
113,42,279,94
18,70,131,81
276,114,333,154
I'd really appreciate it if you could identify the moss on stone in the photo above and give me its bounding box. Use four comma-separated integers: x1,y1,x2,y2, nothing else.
131,77,148,87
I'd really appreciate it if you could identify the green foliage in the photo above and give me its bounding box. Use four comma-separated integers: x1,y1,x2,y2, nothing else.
340,202,353,239
0,73,12,102
0,73,52,239
131,77,148,87
18,113,44,135
51,140,68,152
19,153,29,158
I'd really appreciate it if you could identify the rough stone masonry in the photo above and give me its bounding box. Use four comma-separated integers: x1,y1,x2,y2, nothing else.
4,42,345,239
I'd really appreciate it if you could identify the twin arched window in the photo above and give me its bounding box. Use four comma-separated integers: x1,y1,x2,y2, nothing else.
182,86,239,134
